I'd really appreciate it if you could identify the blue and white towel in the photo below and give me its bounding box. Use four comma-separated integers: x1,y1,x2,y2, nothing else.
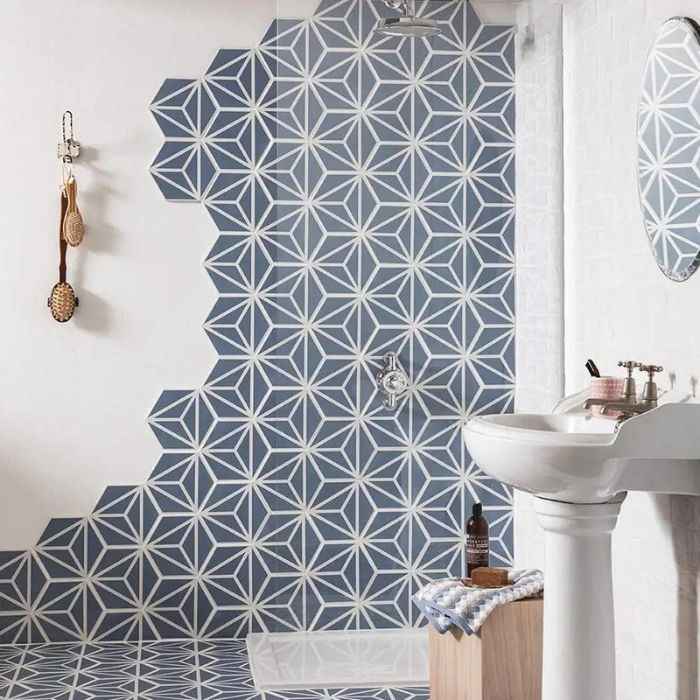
412,569,544,635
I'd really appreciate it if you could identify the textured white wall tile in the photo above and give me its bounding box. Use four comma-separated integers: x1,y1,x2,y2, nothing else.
561,0,700,694
513,2,564,570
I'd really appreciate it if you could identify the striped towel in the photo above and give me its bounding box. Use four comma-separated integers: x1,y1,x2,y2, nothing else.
412,569,544,635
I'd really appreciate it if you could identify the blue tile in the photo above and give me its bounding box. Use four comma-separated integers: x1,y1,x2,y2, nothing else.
1,1,518,644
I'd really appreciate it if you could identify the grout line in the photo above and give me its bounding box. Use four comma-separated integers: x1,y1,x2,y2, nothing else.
3,644,30,698
67,643,87,700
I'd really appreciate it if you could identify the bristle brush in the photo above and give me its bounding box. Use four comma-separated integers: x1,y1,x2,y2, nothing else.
62,177,85,246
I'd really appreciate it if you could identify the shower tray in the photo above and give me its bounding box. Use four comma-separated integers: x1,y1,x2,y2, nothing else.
247,628,429,690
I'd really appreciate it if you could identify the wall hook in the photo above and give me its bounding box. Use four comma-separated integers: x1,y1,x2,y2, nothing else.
57,111,80,163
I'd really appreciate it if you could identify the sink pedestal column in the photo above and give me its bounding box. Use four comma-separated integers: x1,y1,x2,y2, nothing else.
534,495,624,700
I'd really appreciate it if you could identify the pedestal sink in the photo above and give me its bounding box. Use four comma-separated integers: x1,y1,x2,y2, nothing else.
463,390,700,700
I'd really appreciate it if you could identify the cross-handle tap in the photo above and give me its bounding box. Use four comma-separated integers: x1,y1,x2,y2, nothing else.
617,360,641,403
638,364,663,407
595,362,664,419
586,361,663,418
618,360,641,371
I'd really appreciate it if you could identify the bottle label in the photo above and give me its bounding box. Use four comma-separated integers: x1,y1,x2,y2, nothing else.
467,535,490,567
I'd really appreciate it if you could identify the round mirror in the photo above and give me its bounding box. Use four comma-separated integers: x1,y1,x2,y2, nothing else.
637,17,700,282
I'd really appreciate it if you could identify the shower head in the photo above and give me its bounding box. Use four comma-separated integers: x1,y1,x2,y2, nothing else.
375,15,441,37
375,0,441,38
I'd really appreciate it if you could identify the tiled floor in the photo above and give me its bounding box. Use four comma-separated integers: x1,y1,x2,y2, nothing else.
0,640,430,699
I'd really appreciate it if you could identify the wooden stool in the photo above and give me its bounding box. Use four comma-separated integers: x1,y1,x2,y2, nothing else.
429,597,543,700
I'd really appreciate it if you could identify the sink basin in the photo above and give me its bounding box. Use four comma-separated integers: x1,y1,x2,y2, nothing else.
463,390,700,700
464,394,700,503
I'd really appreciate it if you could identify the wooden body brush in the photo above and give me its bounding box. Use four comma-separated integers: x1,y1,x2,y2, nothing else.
48,190,79,322
62,177,84,246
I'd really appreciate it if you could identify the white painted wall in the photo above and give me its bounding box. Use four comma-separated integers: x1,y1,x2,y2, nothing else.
0,0,317,550
514,0,700,697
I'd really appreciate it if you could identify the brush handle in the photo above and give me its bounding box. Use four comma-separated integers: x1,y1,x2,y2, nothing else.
585,359,601,378
65,178,77,215
59,189,68,283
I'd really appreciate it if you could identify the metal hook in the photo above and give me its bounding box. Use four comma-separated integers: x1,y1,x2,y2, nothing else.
62,111,73,145
57,110,80,165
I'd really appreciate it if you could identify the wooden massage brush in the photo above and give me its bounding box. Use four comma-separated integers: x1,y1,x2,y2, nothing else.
48,189,79,322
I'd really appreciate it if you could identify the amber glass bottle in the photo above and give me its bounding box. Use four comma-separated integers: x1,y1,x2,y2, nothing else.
466,502,490,577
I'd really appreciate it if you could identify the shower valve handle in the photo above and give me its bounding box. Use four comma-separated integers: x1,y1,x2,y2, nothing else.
376,352,409,411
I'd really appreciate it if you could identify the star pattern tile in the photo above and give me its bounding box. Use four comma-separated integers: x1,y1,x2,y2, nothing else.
0,0,515,644
0,640,430,699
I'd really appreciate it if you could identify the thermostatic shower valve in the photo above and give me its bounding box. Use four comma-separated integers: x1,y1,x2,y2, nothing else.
376,352,409,411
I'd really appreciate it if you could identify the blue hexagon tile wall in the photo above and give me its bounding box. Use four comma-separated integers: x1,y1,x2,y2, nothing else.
0,0,515,643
